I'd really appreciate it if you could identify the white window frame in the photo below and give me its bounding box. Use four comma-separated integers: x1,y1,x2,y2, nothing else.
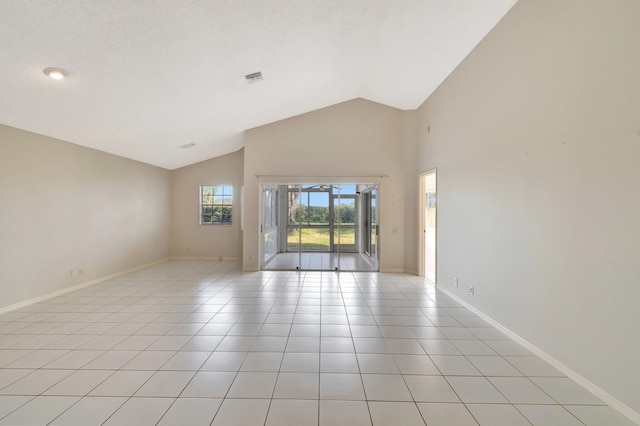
200,185,233,225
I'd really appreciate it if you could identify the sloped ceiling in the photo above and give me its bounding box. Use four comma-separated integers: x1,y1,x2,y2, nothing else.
0,0,517,169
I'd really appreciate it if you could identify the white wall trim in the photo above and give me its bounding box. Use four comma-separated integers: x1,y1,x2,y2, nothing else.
437,285,640,425
0,258,171,316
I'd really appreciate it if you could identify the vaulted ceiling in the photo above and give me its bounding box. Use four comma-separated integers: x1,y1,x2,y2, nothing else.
0,0,517,169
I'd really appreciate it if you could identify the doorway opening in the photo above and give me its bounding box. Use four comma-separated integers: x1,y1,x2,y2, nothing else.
260,183,379,271
419,170,437,283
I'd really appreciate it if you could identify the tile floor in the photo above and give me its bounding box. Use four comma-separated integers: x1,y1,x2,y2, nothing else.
0,260,635,425
263,253,378,272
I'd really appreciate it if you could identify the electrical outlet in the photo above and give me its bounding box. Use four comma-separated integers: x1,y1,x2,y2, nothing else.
70,269,76,277
468,286,475,295
453,277,458,287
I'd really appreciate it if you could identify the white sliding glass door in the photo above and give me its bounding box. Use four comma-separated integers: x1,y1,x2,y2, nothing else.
260,182,379,272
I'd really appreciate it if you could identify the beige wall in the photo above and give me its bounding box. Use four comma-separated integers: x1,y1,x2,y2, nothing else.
403,111,419,274
417,0,640,414
0,124,170,310
170,149,244,259
243,98,409,272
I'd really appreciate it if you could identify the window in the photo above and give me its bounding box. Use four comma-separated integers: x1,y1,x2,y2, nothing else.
200,185,233,225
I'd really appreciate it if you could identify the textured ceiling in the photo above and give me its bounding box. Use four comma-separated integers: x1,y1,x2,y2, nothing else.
0,0,517,169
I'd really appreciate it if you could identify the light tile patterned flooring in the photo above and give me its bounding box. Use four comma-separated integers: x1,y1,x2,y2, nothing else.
0,260,634,425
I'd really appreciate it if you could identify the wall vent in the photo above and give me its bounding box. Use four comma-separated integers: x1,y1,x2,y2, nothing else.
245,71,263,84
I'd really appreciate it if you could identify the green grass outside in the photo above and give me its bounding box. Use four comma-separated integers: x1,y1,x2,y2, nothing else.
288,227,355,251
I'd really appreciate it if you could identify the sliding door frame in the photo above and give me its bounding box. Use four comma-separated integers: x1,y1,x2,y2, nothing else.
258,177,383,272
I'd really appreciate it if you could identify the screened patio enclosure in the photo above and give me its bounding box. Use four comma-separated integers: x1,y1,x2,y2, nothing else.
260,183,379,271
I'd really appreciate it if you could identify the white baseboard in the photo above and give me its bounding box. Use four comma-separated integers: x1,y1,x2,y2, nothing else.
0,258,170,316
437,285,640,425
381,268,405,273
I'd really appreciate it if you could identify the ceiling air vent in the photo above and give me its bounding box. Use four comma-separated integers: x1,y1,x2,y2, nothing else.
245,71,263,84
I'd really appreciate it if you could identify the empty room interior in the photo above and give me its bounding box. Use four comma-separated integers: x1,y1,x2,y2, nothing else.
1,0,639,425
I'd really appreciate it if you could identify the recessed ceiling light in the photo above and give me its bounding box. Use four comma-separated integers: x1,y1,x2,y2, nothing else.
43,67,68,80
180,143,196,149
